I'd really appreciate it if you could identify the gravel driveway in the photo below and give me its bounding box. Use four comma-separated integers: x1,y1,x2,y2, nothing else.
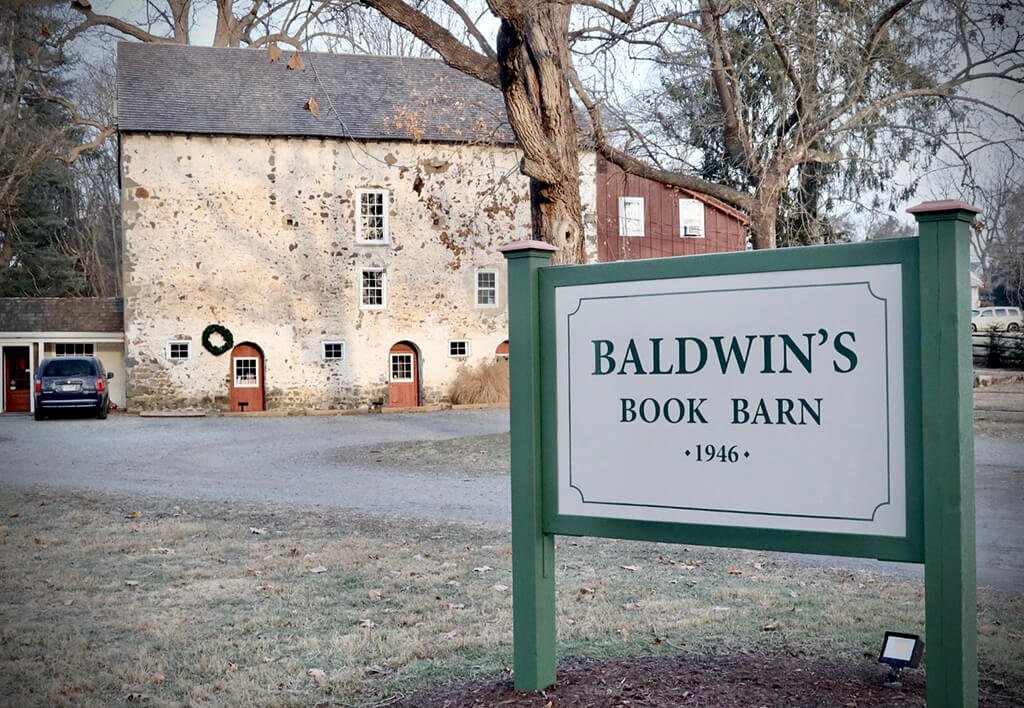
0,409,513,525
2,402,1021,591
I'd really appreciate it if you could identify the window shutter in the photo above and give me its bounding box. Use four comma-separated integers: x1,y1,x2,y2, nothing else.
679,198,705,237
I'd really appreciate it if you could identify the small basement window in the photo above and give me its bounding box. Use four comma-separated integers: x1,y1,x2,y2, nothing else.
322,341,346,361
167,341,191,360
55,343,94,357
449,340,469,358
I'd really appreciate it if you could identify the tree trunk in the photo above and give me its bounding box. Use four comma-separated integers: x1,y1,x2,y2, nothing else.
494,3,585,264
750,173,785,249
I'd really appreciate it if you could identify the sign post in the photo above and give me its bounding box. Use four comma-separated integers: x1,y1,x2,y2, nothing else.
912,200,979,707
501,240,558,691
502,201,977,704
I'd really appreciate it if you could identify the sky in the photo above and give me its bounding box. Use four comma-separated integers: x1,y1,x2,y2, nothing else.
77,0,1022,235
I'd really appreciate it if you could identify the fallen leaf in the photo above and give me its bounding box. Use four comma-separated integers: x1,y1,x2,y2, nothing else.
443,602,466,610
307,667,327,685
9,512,20,518
367,589,383,600
473,565,493,573
249,527,267,535
763,621,783,631
124,580,140,587
151,672,165,685
150,547,174,555
267,43,282,63
129,511,142,519
364,664,391,675
622,602,642,610
440,630,457,639
262,656,279,663
287,52,305,71
290,547,299,556
620,564,641,572
304,97,319,116
310,565,327,574
713,605,730,613
493,583,509,592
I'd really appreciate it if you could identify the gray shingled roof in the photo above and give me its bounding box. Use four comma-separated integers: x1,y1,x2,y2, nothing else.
0,298,124,333
116,43,515,144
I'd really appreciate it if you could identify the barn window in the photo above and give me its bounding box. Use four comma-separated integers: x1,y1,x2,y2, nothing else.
360,268,387,310
356,188,389,243
476,269,498,307
449,340,469,358
322,341,346,361
618,197,645,237
167,341,191,360
679,198,705,238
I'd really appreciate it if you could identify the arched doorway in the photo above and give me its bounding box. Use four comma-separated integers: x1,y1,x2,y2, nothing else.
229,342,265,412
496,340,510,360
388,341,420,407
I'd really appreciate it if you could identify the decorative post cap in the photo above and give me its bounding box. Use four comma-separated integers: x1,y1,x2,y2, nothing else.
499,240,559,254
906,200,980,216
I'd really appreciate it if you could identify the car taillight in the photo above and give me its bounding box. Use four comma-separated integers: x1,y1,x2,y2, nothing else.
35,379,41,393
96,377,106,392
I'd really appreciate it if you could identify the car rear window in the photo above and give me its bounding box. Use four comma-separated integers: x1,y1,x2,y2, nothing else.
42,360,94,377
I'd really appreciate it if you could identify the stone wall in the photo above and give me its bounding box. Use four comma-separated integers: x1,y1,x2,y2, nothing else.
122,134,597,412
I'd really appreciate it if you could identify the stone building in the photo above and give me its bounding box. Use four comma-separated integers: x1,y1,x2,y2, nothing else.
117,43,599,411
116,43,746,413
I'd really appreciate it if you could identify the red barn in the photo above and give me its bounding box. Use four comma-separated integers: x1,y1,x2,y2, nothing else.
595,154,749,262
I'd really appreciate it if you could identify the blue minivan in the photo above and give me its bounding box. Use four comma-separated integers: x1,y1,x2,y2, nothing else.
34,356,113,420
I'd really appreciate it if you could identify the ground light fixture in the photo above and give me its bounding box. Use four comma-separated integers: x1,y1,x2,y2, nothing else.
878,631,924,687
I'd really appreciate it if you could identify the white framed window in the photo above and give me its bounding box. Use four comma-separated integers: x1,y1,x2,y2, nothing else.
55,343,94,357
322,341,346,361
476,269,498,308
618,196,645,237
233,357,259,388
167,340,191,360
360,268,387,310
356,188,390,243
679,198,705,238
449,340,469,358
390,353,414,381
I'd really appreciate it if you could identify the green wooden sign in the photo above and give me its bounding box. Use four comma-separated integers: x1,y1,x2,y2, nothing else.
501,201,978,707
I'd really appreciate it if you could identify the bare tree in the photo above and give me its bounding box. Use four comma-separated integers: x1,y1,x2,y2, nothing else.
58,0,1024,261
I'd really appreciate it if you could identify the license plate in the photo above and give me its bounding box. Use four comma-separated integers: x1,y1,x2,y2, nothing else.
60,384,80,392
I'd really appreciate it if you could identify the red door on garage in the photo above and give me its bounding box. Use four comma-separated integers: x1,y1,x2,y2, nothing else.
388,342,419,407
3,347,31,413
229,343,265,412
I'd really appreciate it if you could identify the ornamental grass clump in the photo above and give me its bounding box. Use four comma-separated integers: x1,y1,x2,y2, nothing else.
449,359,509,405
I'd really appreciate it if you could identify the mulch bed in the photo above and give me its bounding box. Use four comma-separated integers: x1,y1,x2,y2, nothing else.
389,651,995,707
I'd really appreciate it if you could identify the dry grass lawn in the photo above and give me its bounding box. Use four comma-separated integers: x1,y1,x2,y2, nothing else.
1,486,1021,706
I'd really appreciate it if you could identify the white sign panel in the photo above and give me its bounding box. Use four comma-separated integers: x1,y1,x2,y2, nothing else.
555,264,906,536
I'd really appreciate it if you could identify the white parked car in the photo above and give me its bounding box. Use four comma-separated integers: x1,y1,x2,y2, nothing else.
971,306,1023,332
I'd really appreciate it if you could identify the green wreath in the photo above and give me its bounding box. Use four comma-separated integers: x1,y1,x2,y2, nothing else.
201,324,234,356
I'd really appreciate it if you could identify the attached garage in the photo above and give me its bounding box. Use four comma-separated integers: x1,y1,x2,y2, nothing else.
0,298,126,414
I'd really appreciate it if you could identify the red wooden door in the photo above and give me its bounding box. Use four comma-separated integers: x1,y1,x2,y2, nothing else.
4,347,31,412
388,342,419,407
230,343,265,412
